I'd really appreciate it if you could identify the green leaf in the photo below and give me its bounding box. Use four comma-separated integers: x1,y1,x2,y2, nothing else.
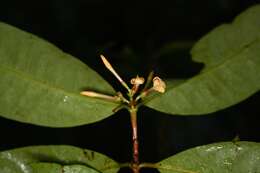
0,22,119,127
192,5,260,71
30,163,100,173
145,5,260,115
30,163,64,173
157,141,260,173
0,145,120,173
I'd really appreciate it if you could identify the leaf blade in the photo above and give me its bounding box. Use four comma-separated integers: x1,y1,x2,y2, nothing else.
30,163,101,173
192,5,260,70
157,142,260,173
145,5,260,115
0,145,120,173
0,22,119,127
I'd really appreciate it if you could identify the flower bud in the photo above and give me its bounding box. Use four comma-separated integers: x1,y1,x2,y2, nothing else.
81,91,120,102
100,54,130,92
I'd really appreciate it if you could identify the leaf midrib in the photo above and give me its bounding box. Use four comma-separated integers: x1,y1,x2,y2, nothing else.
0,64,117,105
159,38,258,95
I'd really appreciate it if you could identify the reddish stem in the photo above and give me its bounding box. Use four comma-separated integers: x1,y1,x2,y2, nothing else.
130,107,139,173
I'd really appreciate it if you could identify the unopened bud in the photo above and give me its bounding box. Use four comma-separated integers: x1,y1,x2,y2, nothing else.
81,91,100,97
100,55,114,75
152,76,166,93
100,54,130,92
81,91,120,102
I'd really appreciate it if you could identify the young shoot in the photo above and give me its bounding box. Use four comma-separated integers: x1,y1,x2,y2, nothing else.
80,55,166,173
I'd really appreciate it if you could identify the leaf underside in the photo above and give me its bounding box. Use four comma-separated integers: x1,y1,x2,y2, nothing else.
0,145,119,173
158,141,260,173
145,5,260,115
0,22,119,127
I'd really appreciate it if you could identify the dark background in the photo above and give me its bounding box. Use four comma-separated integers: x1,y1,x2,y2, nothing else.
0,0,260,172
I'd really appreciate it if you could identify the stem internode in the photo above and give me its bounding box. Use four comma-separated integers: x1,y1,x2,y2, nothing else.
129,107,139,173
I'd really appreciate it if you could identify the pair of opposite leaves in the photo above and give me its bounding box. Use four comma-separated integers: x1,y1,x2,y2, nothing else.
1,142,260,173
0,5,260,128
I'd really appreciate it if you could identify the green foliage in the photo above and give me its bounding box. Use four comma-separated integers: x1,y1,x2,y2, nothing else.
30,163,99,173
0,4,260,173
0,145,119,173
145,5,260,115
1,142,260,173
0,22,119,127
157,142,260,173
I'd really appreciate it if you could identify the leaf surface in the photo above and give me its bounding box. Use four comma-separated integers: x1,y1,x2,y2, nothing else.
0,22,119,127
157,142,260,173
30,163,100,173
145,5,260,115
0,145,119,173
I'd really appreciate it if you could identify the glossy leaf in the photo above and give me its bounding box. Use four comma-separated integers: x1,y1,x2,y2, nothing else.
0,145,119,173
0,22,119,127
157,141,260,173
145,5,260,115
30,163,100,173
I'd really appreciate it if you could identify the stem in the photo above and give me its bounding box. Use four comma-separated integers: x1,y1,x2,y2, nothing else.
129,107,139,173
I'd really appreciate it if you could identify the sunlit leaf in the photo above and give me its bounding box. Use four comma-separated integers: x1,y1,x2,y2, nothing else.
0,22,119,127
145,5,260,115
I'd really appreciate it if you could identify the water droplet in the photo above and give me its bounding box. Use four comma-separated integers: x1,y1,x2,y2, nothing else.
63,96,69,103
206,146,223,152
223,160,232,165
2,152,30,173
237,146,243,151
